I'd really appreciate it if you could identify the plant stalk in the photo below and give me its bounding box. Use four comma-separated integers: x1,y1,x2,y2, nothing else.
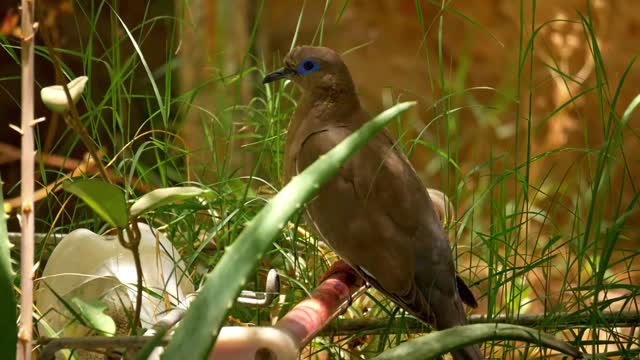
119,225,143,329
40,26,110,183
17,0,36,359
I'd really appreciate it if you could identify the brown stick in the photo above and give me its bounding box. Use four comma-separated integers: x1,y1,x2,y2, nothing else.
117,224,144,329
35,311,640,358
319,311,640,335
0,142,83,168
17,0,36,358
1,143,151,212
37,336,168,360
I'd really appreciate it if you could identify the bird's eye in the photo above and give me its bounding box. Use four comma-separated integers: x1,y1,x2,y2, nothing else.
297,59,320,74
303,61,314,70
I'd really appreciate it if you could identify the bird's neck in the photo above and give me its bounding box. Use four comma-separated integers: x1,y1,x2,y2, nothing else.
299,87,361,119
282,88,362,183
290,90,361,136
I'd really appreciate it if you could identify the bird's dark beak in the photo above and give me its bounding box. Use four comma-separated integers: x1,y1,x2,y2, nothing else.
263,67,296,84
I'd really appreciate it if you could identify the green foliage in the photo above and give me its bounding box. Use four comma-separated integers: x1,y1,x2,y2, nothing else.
0,184,17,359
372,323,581,360
64,178,216,227
63,179,129,229
71,298,116,336
130,186,213,217
161,102,416,359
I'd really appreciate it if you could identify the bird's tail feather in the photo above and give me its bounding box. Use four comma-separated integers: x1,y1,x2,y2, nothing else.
431,290,484,360
455,275,478,308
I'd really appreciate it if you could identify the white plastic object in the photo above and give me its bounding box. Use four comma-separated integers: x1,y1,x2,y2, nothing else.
36,223,193,340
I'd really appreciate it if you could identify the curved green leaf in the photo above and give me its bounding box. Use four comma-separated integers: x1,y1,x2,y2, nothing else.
130,186,212,218
64,179,128,229
372,323,582,360
159,101,416,359
71,298,116,336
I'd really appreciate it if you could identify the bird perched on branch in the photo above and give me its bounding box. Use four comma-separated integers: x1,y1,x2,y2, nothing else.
263,46,482,360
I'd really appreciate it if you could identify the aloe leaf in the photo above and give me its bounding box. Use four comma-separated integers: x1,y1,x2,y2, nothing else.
0,183,17,358
371,323,581,360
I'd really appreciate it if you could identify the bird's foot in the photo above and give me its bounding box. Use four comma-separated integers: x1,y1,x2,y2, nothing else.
319,259,365,311
319,259,360,284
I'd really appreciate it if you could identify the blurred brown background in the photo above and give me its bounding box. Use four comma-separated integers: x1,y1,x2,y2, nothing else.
2,0,638,221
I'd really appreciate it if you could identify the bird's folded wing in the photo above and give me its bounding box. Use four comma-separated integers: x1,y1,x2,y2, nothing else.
296,125,437,321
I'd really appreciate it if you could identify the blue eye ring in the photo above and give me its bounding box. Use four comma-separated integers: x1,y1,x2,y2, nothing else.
297,59,320,74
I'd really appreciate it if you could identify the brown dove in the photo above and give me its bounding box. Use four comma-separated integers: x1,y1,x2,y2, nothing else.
263,46,483,360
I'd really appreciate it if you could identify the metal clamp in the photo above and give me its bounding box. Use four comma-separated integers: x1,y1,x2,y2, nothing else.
237,269,280,307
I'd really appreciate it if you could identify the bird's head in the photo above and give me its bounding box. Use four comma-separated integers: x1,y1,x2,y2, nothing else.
263,46,355,95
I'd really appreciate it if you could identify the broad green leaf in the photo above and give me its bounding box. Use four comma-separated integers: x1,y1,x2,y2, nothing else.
64,179,128,229
159,102,416,359
130,186,212,217
0,183,17,359
71,298,116,336
372,323,581,360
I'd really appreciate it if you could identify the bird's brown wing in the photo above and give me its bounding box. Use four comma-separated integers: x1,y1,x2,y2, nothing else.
296,124,456,323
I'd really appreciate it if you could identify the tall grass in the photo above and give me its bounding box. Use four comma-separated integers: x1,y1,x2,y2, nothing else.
1,0,638,358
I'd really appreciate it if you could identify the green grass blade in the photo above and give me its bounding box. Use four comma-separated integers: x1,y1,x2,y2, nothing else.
159,101,416,359
110,6,168,127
